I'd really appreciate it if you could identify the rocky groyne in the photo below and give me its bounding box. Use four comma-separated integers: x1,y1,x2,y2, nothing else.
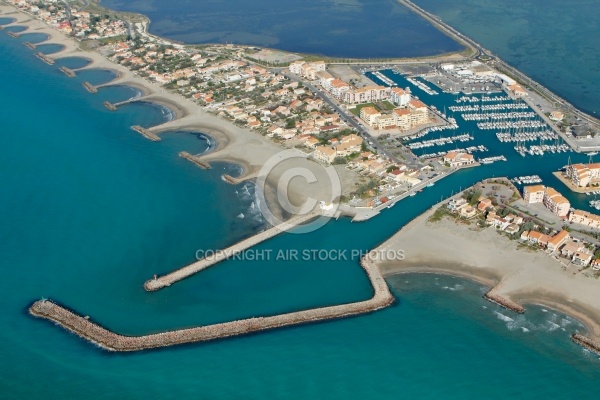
82,81,98,94
6,30,17,38
221,174,241,185
34,51,54,65
484,291,525,314
131,125,160,141
29,257,393,352
59,66,75,77
23,41,35,49
571,333,600,356
103,101,117,111
179,151,210,169
144,211,323,291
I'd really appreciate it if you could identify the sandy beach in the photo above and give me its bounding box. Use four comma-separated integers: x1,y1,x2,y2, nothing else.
376,207,600,341
0,4,346,218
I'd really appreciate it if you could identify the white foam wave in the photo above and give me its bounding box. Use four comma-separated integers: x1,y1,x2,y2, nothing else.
494,311,514,323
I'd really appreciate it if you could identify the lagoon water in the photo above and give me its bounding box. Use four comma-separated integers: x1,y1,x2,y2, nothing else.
101,0,462,58
2,17,600,400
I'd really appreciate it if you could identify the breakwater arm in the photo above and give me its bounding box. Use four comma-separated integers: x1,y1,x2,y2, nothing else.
179,151,210,169
82,81,97,93
34,52,54,65
131,125,160,141
571,333,600,356
29,257,393,352
59,66,75,77
144,211,323,291
484,291,525,314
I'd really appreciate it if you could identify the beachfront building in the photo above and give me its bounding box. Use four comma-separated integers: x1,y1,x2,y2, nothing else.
573,251,593,267
447,198,468,213
522,185,546,204
389,88,410,107
565,163,600,188
543,187,571,217
547,230,570,253
442,151,475,168
561,241,584,258
342,86,391,104
568,209,600,228
521,231,551,248
313,145,337,164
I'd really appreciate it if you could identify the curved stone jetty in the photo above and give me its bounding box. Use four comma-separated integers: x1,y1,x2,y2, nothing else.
29,257,393,352
145,211,323,291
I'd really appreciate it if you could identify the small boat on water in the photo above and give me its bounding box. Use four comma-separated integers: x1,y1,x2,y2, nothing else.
409,191,417,197
427,182,435,187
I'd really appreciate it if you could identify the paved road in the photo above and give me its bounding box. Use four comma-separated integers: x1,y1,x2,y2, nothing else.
281,71,402,163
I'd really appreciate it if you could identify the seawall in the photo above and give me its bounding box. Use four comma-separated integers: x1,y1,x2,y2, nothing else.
29,257,394,352
144,211,323,291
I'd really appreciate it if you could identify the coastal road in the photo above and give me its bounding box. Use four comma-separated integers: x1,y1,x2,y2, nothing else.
281,71,402,164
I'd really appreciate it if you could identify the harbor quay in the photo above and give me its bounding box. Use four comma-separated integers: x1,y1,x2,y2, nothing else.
29,257,394,352
144,211,324,291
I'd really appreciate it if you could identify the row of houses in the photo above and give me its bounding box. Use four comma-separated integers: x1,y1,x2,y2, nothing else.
359,99,429,131
523,184,600,230
311,134,364,163
521,229,597,267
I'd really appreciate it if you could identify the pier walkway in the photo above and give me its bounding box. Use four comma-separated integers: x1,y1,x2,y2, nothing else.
30,257,393,352
144,211,323,291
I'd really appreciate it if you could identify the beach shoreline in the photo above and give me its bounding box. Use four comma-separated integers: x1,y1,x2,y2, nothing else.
375,206,600,343
0,3,341,219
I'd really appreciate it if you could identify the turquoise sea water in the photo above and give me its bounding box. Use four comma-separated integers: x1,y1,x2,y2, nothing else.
2,20,600,399
100,0,462,58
